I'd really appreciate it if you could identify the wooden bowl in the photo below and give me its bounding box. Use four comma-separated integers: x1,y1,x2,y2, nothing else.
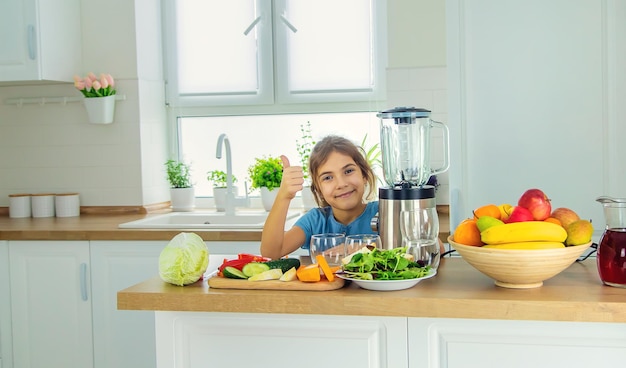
447,235,593,289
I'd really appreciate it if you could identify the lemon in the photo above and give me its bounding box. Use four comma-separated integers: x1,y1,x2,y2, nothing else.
279,267,297,281
248,268,283,281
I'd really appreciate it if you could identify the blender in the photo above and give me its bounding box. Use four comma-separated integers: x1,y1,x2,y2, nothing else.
373,107,450,249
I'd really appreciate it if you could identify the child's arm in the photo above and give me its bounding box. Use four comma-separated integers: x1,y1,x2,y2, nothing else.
260,155,307,259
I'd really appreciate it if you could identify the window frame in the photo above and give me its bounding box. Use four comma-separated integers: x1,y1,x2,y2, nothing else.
161,0,388,115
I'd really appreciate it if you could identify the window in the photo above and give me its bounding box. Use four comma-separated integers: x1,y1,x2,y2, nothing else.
162,0,387,112
162,0,388,204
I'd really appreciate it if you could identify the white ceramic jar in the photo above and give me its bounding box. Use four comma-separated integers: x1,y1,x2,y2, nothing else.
55,193,80,217
31,193,56,218
8,193,32,218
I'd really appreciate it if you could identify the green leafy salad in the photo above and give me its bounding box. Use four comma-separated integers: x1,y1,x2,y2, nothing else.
342,247,432,281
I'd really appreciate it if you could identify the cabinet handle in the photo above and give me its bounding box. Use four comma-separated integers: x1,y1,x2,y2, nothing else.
243,16,262,35
80,263,88,301
27,25,36,60
280,15,298,33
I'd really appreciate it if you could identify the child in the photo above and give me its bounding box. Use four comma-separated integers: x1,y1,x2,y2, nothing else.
260,135,378,259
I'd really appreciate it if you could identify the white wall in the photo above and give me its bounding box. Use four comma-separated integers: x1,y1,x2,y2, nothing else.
0,0,446,208
0,0,169,207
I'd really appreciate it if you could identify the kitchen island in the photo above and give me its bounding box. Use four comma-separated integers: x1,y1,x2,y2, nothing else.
118,258,626,368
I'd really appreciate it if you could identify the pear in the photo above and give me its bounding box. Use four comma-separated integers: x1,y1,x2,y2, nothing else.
476,216,505,233
565,219,594,246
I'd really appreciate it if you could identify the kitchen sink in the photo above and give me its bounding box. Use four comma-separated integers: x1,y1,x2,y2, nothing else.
118,210,300,229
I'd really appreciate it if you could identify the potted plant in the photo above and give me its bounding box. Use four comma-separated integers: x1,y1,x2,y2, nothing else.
165,159,195,211
74,72,117,124
296,121,317,210
248,156,283,211
207,170,238,212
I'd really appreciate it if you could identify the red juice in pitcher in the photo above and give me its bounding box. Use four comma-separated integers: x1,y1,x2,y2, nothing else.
597,228,626,287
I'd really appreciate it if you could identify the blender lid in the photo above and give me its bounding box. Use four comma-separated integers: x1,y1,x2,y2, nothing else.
377,107,431,119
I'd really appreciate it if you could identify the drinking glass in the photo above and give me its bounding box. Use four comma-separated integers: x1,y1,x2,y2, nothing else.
310,233,346,267
400,209,440,270
345,234,382,256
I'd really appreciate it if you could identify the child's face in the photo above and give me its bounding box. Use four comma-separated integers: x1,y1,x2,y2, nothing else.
315,151,366,211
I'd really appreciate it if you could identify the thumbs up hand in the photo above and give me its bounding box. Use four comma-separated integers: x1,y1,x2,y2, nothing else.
279,155,304,200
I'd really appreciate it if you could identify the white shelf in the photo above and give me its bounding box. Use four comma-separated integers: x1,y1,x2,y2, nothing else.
3,94,126,106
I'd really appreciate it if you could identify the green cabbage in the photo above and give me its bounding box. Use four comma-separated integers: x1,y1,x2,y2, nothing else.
159,232,209,286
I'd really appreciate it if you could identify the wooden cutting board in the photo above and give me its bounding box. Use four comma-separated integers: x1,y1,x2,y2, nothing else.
208,276,345,291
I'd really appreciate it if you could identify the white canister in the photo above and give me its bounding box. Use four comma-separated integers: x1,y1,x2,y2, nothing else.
9,193,32,218
55,193,80,217
31,193,56,218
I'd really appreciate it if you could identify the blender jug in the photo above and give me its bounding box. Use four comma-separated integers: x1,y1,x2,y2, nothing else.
596,196,626,288
374,107,449,249
379,107,449,187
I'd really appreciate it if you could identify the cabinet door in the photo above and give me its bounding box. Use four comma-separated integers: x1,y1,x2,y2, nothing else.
91,241,166,368
9,241,93,368
447,0,623,231
0,0,81,82
0,241,12,368
408,318,626,368
156,312,408,368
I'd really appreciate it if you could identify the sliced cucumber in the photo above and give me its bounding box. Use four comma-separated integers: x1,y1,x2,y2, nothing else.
263,258,301,273
242,262,271,277
223,266,248,279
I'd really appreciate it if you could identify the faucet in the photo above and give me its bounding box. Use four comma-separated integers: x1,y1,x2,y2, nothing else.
216,133,249,215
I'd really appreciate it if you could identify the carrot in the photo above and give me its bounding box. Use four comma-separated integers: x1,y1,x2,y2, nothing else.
296,264,321,282
315,255,335,282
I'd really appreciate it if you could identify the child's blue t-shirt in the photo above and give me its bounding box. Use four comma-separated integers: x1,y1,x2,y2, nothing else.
294,201,379,249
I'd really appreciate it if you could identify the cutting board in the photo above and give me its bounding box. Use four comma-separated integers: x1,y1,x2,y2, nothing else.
208,276,345,291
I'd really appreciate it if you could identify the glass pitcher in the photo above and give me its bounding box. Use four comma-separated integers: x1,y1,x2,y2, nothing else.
596,196,626,288
378,107,449,187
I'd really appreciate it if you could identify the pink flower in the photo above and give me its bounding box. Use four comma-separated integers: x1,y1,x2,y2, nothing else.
99,74,109,89
74,79,85,90
74,72,117,97
105,74,115,88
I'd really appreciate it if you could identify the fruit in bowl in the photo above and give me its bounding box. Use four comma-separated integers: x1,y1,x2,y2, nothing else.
451,188,594,288
448,235,592,288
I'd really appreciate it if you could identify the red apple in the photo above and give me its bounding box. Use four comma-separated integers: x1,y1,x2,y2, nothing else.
504,206,534,223
518,188,552,221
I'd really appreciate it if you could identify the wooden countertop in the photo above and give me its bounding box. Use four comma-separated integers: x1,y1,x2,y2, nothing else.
0,208,451,242
0,212,265,241
117,257,626,323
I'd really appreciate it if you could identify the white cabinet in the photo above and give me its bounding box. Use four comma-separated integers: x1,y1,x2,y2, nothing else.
91,241,166,368
155,312,408,368
446,0,626,231
9,241,93,368
408,318,626,368
0,0,81,83
0,241,11,368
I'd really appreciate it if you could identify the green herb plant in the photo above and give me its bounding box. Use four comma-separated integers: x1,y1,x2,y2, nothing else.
247,156,283,191
165,159,192,188
360,134,383,186
296,121,315,182
342,247,431,280
206,170,237,188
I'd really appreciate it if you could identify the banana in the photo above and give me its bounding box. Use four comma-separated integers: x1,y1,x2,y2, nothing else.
482,241,565,250
480,221,567,245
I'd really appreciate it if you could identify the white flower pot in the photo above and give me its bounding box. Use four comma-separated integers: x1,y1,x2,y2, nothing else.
84,95,116,124
170,187,195,212
260,187,278,212
301,185,317,211
213,186,238,212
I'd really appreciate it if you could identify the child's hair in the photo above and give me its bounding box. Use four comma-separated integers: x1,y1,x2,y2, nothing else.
308,135,377,207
